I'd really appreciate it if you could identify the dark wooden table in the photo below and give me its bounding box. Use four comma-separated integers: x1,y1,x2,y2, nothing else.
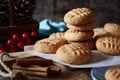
0,56,92,80
0,68,92,80
0,64,92,80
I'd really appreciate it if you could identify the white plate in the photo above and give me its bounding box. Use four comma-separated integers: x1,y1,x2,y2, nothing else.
24,45,120,68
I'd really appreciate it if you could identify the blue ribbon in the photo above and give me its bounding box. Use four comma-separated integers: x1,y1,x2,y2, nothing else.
39,19,67,35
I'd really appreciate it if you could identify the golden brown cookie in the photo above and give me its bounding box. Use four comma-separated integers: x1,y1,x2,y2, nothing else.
56,43,92,64
64,8,94,25
67,21,97,31
49,32,65,39
68,39,95,50
96,35,120,55
93,27,110,39
105,65,120,80
34,38,66,53
64,30,94,41
104,23,120,36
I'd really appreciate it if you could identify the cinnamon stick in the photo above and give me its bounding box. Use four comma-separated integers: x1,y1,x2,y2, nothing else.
12,63,50,72
12,64,62,77
49,65,62,76
13,69,49,77
50,65,61,72
16,58,53,66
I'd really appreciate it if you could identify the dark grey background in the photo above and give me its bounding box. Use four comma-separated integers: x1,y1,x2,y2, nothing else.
33,0,120,27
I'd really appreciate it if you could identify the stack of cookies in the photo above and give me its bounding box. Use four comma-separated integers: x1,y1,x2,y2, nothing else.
64,8,97,49
34,8,98,65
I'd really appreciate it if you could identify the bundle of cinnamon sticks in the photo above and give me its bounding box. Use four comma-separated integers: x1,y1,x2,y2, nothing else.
12,57,62,77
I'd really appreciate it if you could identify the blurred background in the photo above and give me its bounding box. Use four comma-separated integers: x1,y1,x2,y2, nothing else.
33,0,120,27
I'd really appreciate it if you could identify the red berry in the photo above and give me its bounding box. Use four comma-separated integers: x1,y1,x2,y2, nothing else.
0,44,3,49
10,45,16,52
31,31,38,37
10,48,16,52
17,42,24,48
25,39,31,45
10,44,16,48
13,34,20,40
7,39,14,45
0,49,5,53
22,33,29,39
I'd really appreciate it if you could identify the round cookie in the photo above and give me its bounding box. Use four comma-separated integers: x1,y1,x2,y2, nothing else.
67,21,97,31
64,30,94,41
34,38,66,53
96,35,120,55
56,43,92,64
93,27,111,41
49,32,65,39
93,27,110,40
105,65,120,80
64,8,94,25
49,32,67,43
68,39,95,50
104,23,120,36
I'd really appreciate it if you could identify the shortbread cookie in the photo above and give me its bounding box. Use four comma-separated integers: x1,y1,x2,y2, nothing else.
93,27,110,39
64,30,94,41
49,32,67,43
104,23,120,36
34,38,66,53
56,43,92,64
67,21,97,31
49,32,65,39
68,39,95,50
96,35,120,55
105,65,120,80
64,8,94,25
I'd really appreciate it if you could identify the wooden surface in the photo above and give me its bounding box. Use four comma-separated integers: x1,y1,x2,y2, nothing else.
0,56,92,80
27,68,92,80
0,67,92,80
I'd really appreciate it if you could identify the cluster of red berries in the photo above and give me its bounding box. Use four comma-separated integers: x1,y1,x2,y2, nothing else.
0,31,38,53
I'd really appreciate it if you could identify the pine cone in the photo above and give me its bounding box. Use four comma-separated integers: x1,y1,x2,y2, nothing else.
14,0,36,25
